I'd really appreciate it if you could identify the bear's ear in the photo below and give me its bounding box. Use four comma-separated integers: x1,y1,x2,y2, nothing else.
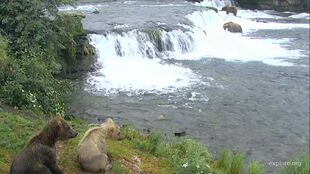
105,118,115,124
107,126,115,139
55,117,63,127
46,118,60,140
55,112,62,118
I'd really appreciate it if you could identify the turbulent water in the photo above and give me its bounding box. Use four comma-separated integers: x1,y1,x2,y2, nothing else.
64,0,310,173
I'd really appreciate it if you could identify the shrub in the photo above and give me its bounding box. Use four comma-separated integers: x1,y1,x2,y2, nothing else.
215,149,245,174
0,35,10,84
0,0,90,113
160,138,213,174
0,56,71,114
248,161,265,174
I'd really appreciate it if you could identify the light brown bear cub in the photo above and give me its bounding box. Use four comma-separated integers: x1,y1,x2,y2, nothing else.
78,118,122,173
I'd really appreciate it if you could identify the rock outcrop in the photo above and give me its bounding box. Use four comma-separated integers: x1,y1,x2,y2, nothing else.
237,0,309,12
186,0,204,3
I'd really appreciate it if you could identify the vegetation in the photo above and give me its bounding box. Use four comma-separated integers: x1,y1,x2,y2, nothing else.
248,162,265,174
279,154,309,174
0,0,93,114
213,149,245,174
0,107,309,174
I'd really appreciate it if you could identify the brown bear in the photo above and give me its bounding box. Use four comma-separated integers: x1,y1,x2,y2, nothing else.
223,21,243,33
10,116,78,174
221,6,238,16
78,118,122,173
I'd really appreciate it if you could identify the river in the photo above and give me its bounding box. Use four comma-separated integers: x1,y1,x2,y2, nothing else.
60,0,310,173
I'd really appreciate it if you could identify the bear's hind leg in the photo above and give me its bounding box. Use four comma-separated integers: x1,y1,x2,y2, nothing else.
26,165,52,174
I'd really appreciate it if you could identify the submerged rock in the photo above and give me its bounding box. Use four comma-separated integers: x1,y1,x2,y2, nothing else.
205,6,218,13
186,0,204,3
174,131,186,137
92,9,100,14
158,115,168,121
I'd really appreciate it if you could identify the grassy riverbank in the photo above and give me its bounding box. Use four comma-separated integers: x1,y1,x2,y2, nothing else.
0,104,309,174
1,105,308,174
0,105,243,174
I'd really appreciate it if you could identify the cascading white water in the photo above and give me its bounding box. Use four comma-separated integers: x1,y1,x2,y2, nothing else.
86,32,201,94
184,10,305,65
84,0,309,94
198,0,236,8
92,29,194,59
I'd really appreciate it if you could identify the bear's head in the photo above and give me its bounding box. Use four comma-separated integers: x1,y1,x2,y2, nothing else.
47,115,78,141
100,118,122,140
223,22,233,30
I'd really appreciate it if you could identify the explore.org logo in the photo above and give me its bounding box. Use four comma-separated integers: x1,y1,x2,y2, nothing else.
267,161,302,167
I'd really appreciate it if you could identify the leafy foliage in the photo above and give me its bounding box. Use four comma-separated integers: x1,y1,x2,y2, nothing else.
0,0,74,57
160,138,213,174
1,56,71,113
0,0,90,113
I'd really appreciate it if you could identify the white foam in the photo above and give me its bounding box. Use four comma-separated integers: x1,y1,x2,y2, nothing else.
289,13,310,19
215,10,309,32
237,9,283,19
140,4,185,7
58,4,102,12
123,1,136,4
184,11,303,66
85,34,201,94
196,0,234,8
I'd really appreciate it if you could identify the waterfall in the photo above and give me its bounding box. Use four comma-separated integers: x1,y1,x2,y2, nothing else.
89,29,194,59
198,0,238,8
84,0,307,94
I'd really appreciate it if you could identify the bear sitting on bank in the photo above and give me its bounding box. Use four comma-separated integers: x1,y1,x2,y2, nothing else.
10,116,78,174
221,6,238,16
78,118,122,173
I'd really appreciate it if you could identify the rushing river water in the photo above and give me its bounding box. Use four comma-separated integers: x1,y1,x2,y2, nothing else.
63,0,309,173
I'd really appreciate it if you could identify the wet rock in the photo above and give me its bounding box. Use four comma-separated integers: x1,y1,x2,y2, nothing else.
142,128,151,134
186,0,204,3
158,114,168,121
92,9,100,14
238,0,308,12
205,6,218,13
174,131,186,137
72,12,86,18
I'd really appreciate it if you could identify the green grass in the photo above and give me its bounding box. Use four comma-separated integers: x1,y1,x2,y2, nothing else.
279,154,309,174
214,149,245,174
0,111,173,174
1,108,308,174
0,112,45,173
248,161,265,174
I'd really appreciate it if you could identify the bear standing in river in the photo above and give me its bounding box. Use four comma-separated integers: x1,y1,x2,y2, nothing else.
10,116,78,174
223,21,243,33
221,6,238,16
78,118,122,173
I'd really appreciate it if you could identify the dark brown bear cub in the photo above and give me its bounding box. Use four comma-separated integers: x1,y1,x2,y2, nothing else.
10,116,78,174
